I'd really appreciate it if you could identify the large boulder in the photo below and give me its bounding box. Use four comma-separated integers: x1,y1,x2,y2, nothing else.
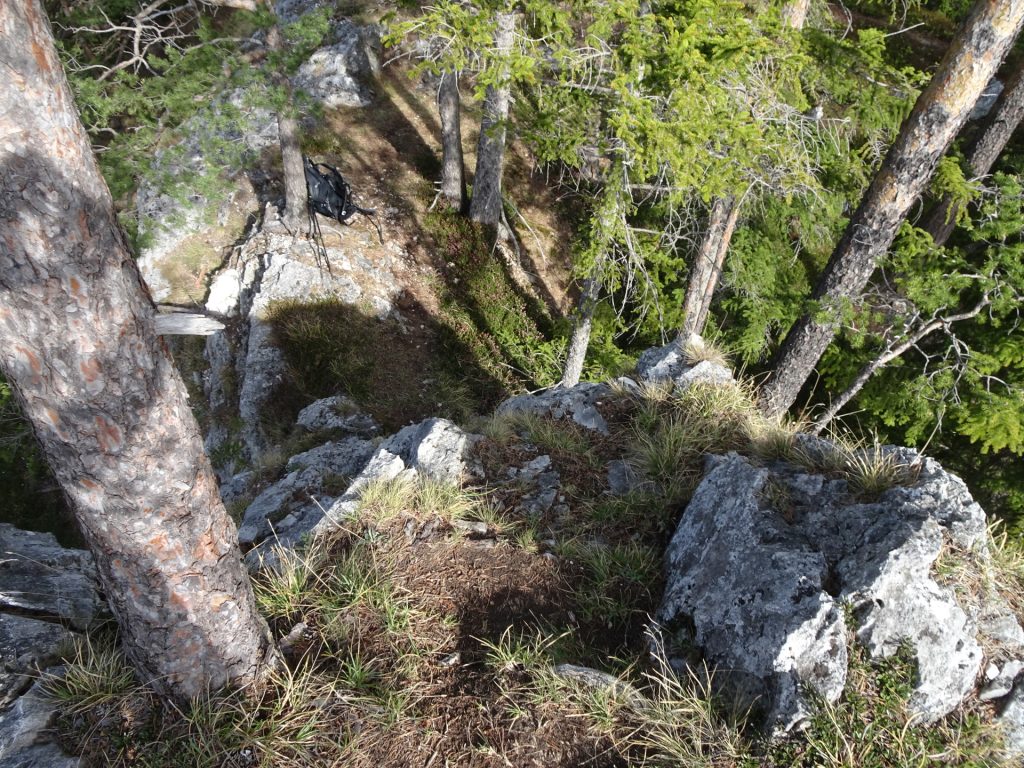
0,616,71,708
658,448,1020,734
203,210,400,463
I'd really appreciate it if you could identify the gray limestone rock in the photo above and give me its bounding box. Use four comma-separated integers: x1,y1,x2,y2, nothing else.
498,383,612,434
0,673,79,768
237,436,375,549
658,449,1000,732
306,419,482,541
295,396,380,437
635,341,734,391
607,459,644,495
293,20,378,108
0,525,105,631
999,682,1024,756
0,615,72,707
373,418,483,485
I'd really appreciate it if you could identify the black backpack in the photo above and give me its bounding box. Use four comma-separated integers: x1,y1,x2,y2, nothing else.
303,156,375,223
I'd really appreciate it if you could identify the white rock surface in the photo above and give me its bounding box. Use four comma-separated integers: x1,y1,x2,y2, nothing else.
658,448,1006,732
295,395,380,436
498,382,612,433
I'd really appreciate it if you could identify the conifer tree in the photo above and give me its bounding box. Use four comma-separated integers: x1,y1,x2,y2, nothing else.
759,0,1024,419
678,0,810,342
0,0,277,701
923,65,1024,247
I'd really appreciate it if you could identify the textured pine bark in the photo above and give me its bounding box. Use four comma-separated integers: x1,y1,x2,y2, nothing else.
0,0,277,701
438,71,467,211
680,196,738,340
759,0,1024,419
924,65,1024,247
468,12,515,227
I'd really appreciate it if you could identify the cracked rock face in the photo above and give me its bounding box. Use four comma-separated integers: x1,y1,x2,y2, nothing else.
0,525,105,633
0,528,105,766
0,674,80,768
203,213,401,464
498,382,613,434
658,449,1013,733
244,418,483,569
237,436,377,553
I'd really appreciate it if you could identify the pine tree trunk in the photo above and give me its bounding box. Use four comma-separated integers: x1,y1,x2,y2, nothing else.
923,65,1024,247
679,196,738,340
781,0,811,29
438,70,467,211
560,272,602,388
0,0,277,702
468,12,515,227
268,22,307,231
759,0,1024,419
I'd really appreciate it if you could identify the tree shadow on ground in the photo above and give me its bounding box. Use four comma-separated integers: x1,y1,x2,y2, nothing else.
265,292,508,434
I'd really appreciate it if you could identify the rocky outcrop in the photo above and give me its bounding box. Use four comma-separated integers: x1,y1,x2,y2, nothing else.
498,382,614,434
0,675,79,768
657,448,1023,736
295,395,380,436
0,527,105,766
0,526,105,633
237,435,376,553
137,17,380,303
202,206,403,464
241,418,482,568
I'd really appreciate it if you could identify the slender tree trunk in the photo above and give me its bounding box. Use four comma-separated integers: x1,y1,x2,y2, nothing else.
560,270,603,388
679,195,739,340
0,0,277,702
267,21,307,231
759,0,1024,419
468,12,515,227
438,70,467,211
780,0,811,29
923,65,1024,246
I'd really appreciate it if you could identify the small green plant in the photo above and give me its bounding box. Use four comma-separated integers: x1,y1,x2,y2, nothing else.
746,417,803,461
774,642,1002,768
415,478,480,522
843,442,919,497
480,626,567,676
356,475,417,522
618,635,748,767
794,434,919,498
42,636,140,715
627,414,705,501
682,336,730,368
252,545,324,622
173,660,346,767
505,411,594,457
557,539,660,624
